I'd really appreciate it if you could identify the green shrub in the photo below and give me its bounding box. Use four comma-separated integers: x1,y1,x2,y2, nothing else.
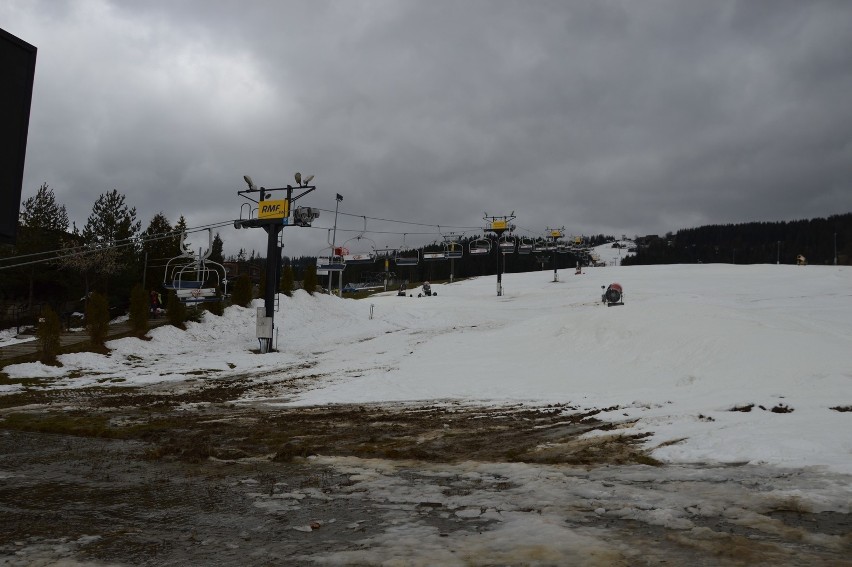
86,292,110,348
185,305,203,324
37,306,62,365
166,291,187,328
129,284,149,336
279,265,294,297
230,274,253,307
302,264,318,295
204,288,224,316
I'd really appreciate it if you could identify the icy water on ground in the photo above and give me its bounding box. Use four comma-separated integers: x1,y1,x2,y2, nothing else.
0,430,848,566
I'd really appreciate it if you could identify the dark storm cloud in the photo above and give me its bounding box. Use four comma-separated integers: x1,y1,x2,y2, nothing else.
3,0,851,256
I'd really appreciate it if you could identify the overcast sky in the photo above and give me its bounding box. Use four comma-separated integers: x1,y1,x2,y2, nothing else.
4,0,851,257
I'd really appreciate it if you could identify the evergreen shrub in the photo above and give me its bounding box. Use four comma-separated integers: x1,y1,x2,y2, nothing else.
86,292,110,348
37,306,62,365
230,274,253,307
129,284,149,336
166,291,187,328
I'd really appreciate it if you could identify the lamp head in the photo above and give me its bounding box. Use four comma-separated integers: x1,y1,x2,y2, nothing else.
243,175,256,191
294,172,302,185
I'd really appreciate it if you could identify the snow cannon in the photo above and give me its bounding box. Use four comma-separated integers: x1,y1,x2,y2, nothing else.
601,283,624,306
418,281,436,297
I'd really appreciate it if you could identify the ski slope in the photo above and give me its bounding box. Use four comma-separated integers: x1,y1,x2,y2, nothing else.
5,244,852,474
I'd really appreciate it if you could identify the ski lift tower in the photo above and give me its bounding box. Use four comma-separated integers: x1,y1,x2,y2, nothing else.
235,173,319,353
442,232,463,283
546,226,565,282
484,213,516,296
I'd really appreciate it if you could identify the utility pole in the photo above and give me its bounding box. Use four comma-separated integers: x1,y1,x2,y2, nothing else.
235,173,318,353
834,232,838,266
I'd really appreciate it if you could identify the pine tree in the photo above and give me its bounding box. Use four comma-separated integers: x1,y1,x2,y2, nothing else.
86,292,110,349
302,264,318,295
140,212,177,289
279,265,294,297
17,183,70,309
19,183,69,231
66,190,141,300
204,290,224,316
129,284,149,336
37,305,62,365
209,233,225,264
166,291,187,328
173,216,188,253
81,189,141,253
230,274,253,307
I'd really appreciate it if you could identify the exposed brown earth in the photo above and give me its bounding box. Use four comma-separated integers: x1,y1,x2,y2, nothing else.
0,375,849,566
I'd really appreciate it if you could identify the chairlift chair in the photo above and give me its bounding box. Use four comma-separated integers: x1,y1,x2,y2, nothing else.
373,248,397,260
316,256,346,276
518,237,534,255
167,261,228,303
341,237,376,265
395,249,420,266
440,232,465,259
162,230,196,288
393,233,420,266
342,220,378,265
498,234,516,253
416,237,443,262
163,256,196,288
164,261,204,290
469,238,492,255
444,240,464,259
162,230,228,303
532,239,552,253
343,252,375,265
316,247,346,275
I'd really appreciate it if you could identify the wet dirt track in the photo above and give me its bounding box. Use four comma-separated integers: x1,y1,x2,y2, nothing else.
0,380,850,566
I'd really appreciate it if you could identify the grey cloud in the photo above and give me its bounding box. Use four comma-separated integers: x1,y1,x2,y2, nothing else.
3,0,850,256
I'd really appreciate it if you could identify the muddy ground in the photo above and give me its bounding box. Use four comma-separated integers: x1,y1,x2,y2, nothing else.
0,376,849,565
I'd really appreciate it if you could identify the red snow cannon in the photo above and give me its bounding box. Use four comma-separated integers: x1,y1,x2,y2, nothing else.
602,283,624,306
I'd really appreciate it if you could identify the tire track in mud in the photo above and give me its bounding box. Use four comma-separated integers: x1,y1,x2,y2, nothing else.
0,379,849,565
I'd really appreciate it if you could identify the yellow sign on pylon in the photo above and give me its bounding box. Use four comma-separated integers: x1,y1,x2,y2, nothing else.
258,199,289,219
490,220,508,231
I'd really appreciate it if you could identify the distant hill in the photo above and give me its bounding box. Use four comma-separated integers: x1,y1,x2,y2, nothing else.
621,213,851,266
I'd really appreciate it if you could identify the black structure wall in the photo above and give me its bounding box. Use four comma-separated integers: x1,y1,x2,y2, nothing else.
0,28,37,245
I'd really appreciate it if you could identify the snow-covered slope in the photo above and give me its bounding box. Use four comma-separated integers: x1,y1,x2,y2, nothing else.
5,263,852,473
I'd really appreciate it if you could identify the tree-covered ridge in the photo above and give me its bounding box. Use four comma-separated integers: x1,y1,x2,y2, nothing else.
1,186,195,321
622,213,851,266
